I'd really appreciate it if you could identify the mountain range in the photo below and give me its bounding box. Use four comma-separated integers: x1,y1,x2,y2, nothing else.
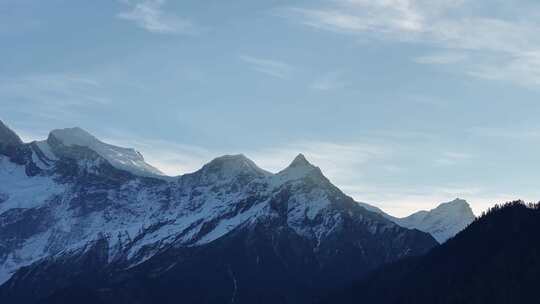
0,120,476,303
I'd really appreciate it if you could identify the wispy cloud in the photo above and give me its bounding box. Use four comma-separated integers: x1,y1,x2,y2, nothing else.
414,52,468,65
281,0,540,87
285,0,428,35
101,133,389,178
251,141,389,178
469,125,540,140
117,0,194,34
310,71,348,91
0,73,109,121
466,51,540,87
351,184,516,217
435,151,472,166
93,125,393,181
239,55,294,79
102,134,214,175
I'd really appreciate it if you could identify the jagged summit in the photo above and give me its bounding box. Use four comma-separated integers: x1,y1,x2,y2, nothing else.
282,153,316,171
0,120,23,148
450,198,467,204
439,198,470,209
424,198,474,219
289,153,312,168
274,153,327,184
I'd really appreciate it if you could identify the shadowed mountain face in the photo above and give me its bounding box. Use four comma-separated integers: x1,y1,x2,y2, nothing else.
325,201,540,304
0,121,437,304
0,121,23,149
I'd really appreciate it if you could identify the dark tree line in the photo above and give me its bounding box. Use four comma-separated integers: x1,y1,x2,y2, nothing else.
323,200,540,304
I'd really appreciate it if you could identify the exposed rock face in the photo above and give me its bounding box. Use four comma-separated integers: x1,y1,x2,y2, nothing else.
0,121,23,149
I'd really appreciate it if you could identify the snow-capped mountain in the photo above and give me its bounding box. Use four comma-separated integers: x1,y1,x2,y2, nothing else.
0,121,437,303
394,199,476,243
36,127,164,177
359,199,476,243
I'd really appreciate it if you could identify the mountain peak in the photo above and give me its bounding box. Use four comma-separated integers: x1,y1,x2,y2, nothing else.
48,127,98,147
395,198,476,243
199,154,269,180
445,198,468,206
210,154,249,163
46,127,163,177
0,120,23,148
276,153,323,182
436,198,474,214
289,153,311,168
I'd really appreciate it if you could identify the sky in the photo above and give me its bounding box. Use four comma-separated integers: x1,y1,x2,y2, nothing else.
2,0,540,216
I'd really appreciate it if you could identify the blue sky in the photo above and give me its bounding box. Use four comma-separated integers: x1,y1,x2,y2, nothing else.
2,0,540,216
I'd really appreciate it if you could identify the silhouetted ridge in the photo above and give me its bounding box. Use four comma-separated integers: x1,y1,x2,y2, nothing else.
325,200,540,304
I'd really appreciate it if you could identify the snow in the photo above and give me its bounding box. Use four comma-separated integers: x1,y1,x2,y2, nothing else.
2,135,345,284
195,201,267,245
0,157,64,214
0,230,54,285
48,127,164,177
288,190,330,222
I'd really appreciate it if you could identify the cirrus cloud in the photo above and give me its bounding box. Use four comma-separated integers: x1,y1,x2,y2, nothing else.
117,0,195,34
280,0,540,88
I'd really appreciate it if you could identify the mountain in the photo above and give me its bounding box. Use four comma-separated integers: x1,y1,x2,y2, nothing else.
0,121,438,303
392,199,475,243
324,201,540,304
37,127,164,177
359,198,476,243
